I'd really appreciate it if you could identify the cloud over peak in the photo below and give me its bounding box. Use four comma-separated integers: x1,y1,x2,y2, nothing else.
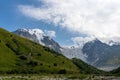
45,30,56,38
18,0,120,44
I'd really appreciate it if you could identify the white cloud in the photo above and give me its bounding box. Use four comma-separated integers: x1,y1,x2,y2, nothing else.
72,37,95,44
45,30,56,38
71,36,96,47
18,0,120,44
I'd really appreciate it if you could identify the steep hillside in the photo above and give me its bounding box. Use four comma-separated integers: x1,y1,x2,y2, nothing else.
110,67,120,76
0,28,79,74
72,58,105,74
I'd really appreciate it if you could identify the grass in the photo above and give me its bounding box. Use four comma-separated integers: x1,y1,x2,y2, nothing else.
0,27,79,74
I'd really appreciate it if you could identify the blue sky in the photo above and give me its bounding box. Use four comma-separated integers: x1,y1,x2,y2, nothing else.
0,0,80,46
1,0,120,46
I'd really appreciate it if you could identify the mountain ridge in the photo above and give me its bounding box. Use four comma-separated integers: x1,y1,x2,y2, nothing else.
82,39,120,71
13,28,61,53
13,28,120,71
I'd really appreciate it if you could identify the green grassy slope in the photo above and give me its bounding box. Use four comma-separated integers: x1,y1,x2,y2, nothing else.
0,28,79,74
72,58,106,74
110,67,120,76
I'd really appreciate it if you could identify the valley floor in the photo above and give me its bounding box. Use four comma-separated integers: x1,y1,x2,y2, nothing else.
0,74,120,80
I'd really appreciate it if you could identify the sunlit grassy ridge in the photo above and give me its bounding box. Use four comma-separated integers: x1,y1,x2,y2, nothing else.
0,28,79,74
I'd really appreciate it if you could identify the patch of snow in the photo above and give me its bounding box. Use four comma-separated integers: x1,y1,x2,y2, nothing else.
28,29,45,45
17,28,46,45
99,66,119,71
61,45,88,63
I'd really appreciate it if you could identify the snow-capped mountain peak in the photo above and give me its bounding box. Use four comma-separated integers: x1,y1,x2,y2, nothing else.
17,28,45,35
13,28,61,53
16,28,45,45
28,29,44,35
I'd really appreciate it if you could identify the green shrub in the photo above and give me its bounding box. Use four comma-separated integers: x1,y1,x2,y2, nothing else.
58,69,67,74
27,60,38,66
37,53,41,56
19,55,27,60
40,63,43,66
62,61,65,64
53,63,57,66
10,34,13,37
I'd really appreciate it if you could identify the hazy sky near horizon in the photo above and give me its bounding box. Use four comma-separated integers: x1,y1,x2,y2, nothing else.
1,0,120,46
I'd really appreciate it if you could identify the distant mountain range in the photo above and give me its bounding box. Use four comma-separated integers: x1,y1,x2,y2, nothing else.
13,28,120,71
82,39,120,71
